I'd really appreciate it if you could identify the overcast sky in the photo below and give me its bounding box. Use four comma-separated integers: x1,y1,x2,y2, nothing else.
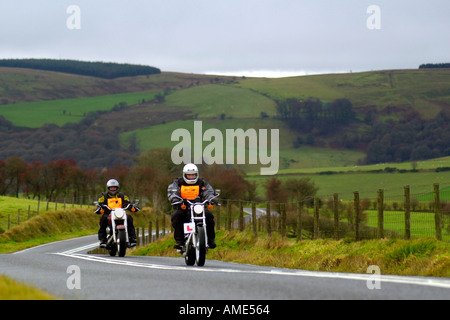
0,0,449,77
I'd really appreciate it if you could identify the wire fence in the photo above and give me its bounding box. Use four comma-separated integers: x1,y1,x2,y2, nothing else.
1,183,449,243
212,183,450,242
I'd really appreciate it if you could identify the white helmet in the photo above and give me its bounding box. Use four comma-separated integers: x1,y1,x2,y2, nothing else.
106,179,120,195
183,163,199,184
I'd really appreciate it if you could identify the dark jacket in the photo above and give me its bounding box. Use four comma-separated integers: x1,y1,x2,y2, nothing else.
167,178,215,205
97,192,130,213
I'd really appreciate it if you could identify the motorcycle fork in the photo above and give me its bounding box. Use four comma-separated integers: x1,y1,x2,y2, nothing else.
112,218,128,244
192,209,208,249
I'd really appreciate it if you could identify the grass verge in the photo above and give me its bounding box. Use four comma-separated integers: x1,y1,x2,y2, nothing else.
132,230,450,278
0,276,57,300
0,209,98,254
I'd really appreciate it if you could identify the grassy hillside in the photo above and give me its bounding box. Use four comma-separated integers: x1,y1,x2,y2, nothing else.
233,69,450,119
0,67,233,104
121,118,365,173
163,84,277,118
0,91,161,127
0,66,449,175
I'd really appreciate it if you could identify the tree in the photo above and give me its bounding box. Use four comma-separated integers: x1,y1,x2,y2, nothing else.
23,161,45,200
42,159,78,201
201,165,251,202
329,98,355,124
284,178,318,203
5,156,27,197
263,177,287,203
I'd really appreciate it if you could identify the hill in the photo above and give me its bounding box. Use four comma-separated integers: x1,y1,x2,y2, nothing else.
232,68,450,119
0,65,449,172
0,67,232,105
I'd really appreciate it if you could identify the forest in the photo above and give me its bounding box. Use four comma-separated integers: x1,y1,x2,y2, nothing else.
0,103,135,170
419,63,450,69
364,109,450,164
0,59,161,79
275,97,450,164
276,97,355,133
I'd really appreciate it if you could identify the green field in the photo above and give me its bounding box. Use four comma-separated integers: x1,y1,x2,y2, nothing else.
248,170,450,200
121,118,366,172
364,210,450,242
0,196,91,232
0,91,160,127
233,69,450,119
164,84,277,118
270,156,450,175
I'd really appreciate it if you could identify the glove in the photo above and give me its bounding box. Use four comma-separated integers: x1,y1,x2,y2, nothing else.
94,206,103,215
206,196,218,205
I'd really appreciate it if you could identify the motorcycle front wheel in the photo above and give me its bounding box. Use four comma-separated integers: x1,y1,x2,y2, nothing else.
184,240,196,266
118,229,127,257
195,226,206,266
109,244,117,256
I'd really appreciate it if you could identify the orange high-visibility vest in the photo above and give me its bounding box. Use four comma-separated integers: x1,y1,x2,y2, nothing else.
180,185,200,200
107,197,122,209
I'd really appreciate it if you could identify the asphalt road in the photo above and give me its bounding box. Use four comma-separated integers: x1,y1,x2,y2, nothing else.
0,234,449,301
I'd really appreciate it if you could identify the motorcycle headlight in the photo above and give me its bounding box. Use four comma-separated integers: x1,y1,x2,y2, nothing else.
193,204,204,215
114,208,125,219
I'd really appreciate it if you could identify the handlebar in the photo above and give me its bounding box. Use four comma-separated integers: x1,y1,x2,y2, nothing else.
170,193,220,206
93,201,140,213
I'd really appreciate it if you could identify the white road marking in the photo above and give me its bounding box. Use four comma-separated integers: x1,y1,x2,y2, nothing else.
52,242,450,290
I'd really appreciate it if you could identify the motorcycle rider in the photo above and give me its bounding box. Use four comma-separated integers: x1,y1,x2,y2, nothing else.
168,163,217,250
95,179,138,248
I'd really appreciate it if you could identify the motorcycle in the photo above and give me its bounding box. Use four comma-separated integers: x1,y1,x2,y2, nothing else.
170,192,220,267
94,200,140,257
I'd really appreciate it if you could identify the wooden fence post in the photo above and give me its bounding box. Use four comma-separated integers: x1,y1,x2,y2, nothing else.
155,213,160,240
239,200,244,231
252,202,257,237
434,183,442,241
162,213,166,237
333,193,339,240
377,189,384,239
227,201,232,231
404,185,411,240
313,197,319,240
148,221,153,243
281,203,286,238
266,202,272,237
136,227,140,246
216,204,221,230
296,201,303,242
354,191,360,241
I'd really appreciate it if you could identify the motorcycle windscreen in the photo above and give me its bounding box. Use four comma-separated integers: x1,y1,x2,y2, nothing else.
107,197,122,209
